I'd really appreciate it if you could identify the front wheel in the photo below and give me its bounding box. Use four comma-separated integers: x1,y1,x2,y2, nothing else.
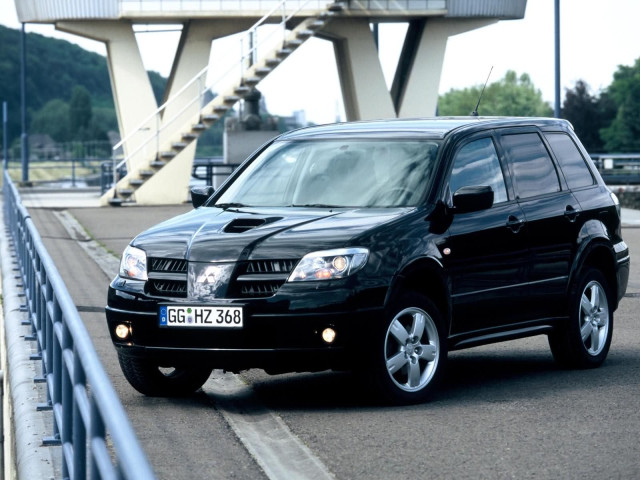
117,352,212,397
370,293,447,404
549,268,613,368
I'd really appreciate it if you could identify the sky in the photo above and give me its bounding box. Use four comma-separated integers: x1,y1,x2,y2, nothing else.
1,0,639,124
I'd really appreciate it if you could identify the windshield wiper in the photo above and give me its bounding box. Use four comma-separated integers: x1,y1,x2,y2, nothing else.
290,203,342,209
215,202,249,210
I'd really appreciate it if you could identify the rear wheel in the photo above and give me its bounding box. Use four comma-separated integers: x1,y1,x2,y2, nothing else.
549,268,613,368
370,292,446,404
117,352,212,397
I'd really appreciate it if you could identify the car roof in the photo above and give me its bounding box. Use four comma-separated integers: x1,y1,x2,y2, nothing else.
277,117,572,141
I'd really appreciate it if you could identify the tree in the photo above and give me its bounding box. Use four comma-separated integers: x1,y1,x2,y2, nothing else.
30,99,70,142
438,70,553,117
600,58,640,152
0,24,167,150
69,85,92,138
562,80,616,152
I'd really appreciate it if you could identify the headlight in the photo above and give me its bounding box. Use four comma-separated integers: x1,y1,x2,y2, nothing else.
288,248,369,282
119,245,148,280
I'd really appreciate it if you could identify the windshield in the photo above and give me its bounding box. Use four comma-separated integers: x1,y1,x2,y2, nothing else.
214,139,440,208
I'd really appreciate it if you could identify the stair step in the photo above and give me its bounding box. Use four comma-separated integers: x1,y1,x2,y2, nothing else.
172,141,189,150
265,57,281,67
118,188,134,197
243,76,261,86
284,38,304,48
276,48,293,58
202,113,220,123
255,67,272,76
328,2,345,12
213,105,230,114
234,85,251,95
296,29,314,39
308,19,326,30
129,178,144,187
182,132,198,140
108,197,124,207
223,95,240,104
140,169,155,178
191,123,206,131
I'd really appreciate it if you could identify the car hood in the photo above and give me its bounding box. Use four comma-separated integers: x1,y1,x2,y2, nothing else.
131,206,410,262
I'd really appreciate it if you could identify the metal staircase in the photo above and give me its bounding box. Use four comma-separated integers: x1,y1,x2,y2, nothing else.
104,1,345,206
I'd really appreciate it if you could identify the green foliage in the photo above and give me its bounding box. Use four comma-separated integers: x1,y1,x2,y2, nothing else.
0,24,167,153
562,80,616,152
30,99,70,142
600,58,640,152
69,86,92,134
438,70,552,117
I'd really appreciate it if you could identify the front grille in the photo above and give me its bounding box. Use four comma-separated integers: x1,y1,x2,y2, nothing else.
147,257,187,298
150,258,187,273
145,257,299,299
232,259,298,298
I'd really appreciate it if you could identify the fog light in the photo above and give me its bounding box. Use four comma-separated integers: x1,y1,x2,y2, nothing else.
115,324,130,340
321,328,336,344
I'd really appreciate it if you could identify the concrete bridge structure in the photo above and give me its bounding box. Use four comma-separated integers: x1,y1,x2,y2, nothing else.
14,0,527,205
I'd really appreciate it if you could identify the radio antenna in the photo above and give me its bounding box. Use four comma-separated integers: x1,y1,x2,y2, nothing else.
470,66,493,117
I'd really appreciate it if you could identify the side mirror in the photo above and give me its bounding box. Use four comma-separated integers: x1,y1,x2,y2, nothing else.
190,185,215,209
453,185,494,213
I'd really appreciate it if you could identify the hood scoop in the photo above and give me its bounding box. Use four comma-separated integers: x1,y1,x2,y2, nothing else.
223,217,281,234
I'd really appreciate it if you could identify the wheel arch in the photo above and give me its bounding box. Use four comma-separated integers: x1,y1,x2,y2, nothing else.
386,256,451,330
570,240,618,309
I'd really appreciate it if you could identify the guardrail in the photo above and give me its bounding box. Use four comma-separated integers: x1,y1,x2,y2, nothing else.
592,154,640,185
2,169,156,479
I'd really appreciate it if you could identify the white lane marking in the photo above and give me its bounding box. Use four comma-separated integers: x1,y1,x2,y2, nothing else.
53,210,119,279
204,371,335,480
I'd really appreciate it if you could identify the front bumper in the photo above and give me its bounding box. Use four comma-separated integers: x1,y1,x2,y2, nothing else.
106,277,387,373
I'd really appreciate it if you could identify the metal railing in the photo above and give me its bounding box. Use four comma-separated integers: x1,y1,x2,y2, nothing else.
111,0,316,187
3,170,156,480
592,154,640,185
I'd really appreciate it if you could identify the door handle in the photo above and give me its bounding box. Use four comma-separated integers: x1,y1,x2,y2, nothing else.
506,215,525,233
564,205,580,223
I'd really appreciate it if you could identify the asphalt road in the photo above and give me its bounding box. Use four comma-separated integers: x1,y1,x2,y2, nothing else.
26,202,640,480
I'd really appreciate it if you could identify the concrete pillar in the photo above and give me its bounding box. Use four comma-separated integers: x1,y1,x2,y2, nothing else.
395,18,496,117
59,18,253,205
57,21,158,158
320,19,395,121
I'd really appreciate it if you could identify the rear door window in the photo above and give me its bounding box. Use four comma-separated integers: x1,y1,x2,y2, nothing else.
500,132,560,199
544,132,595,189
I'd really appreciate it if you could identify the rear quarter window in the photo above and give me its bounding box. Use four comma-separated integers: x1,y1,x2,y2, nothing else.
544,132,595,189
500,132,560,199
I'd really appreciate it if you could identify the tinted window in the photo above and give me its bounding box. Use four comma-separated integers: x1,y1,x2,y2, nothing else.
449,137,508,204
501,133,560,199
545,133,594,189
215,139,440,208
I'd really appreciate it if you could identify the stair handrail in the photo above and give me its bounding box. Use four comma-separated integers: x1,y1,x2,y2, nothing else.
111,0,319,179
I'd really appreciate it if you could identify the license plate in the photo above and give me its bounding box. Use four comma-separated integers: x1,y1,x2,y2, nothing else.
159,305,243,328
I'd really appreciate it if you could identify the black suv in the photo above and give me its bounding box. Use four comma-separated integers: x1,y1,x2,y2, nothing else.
106,117,630,404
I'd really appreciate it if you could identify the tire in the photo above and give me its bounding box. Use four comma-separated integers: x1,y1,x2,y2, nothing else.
549,268,613,368
370,292,447,405
117,351,213,397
